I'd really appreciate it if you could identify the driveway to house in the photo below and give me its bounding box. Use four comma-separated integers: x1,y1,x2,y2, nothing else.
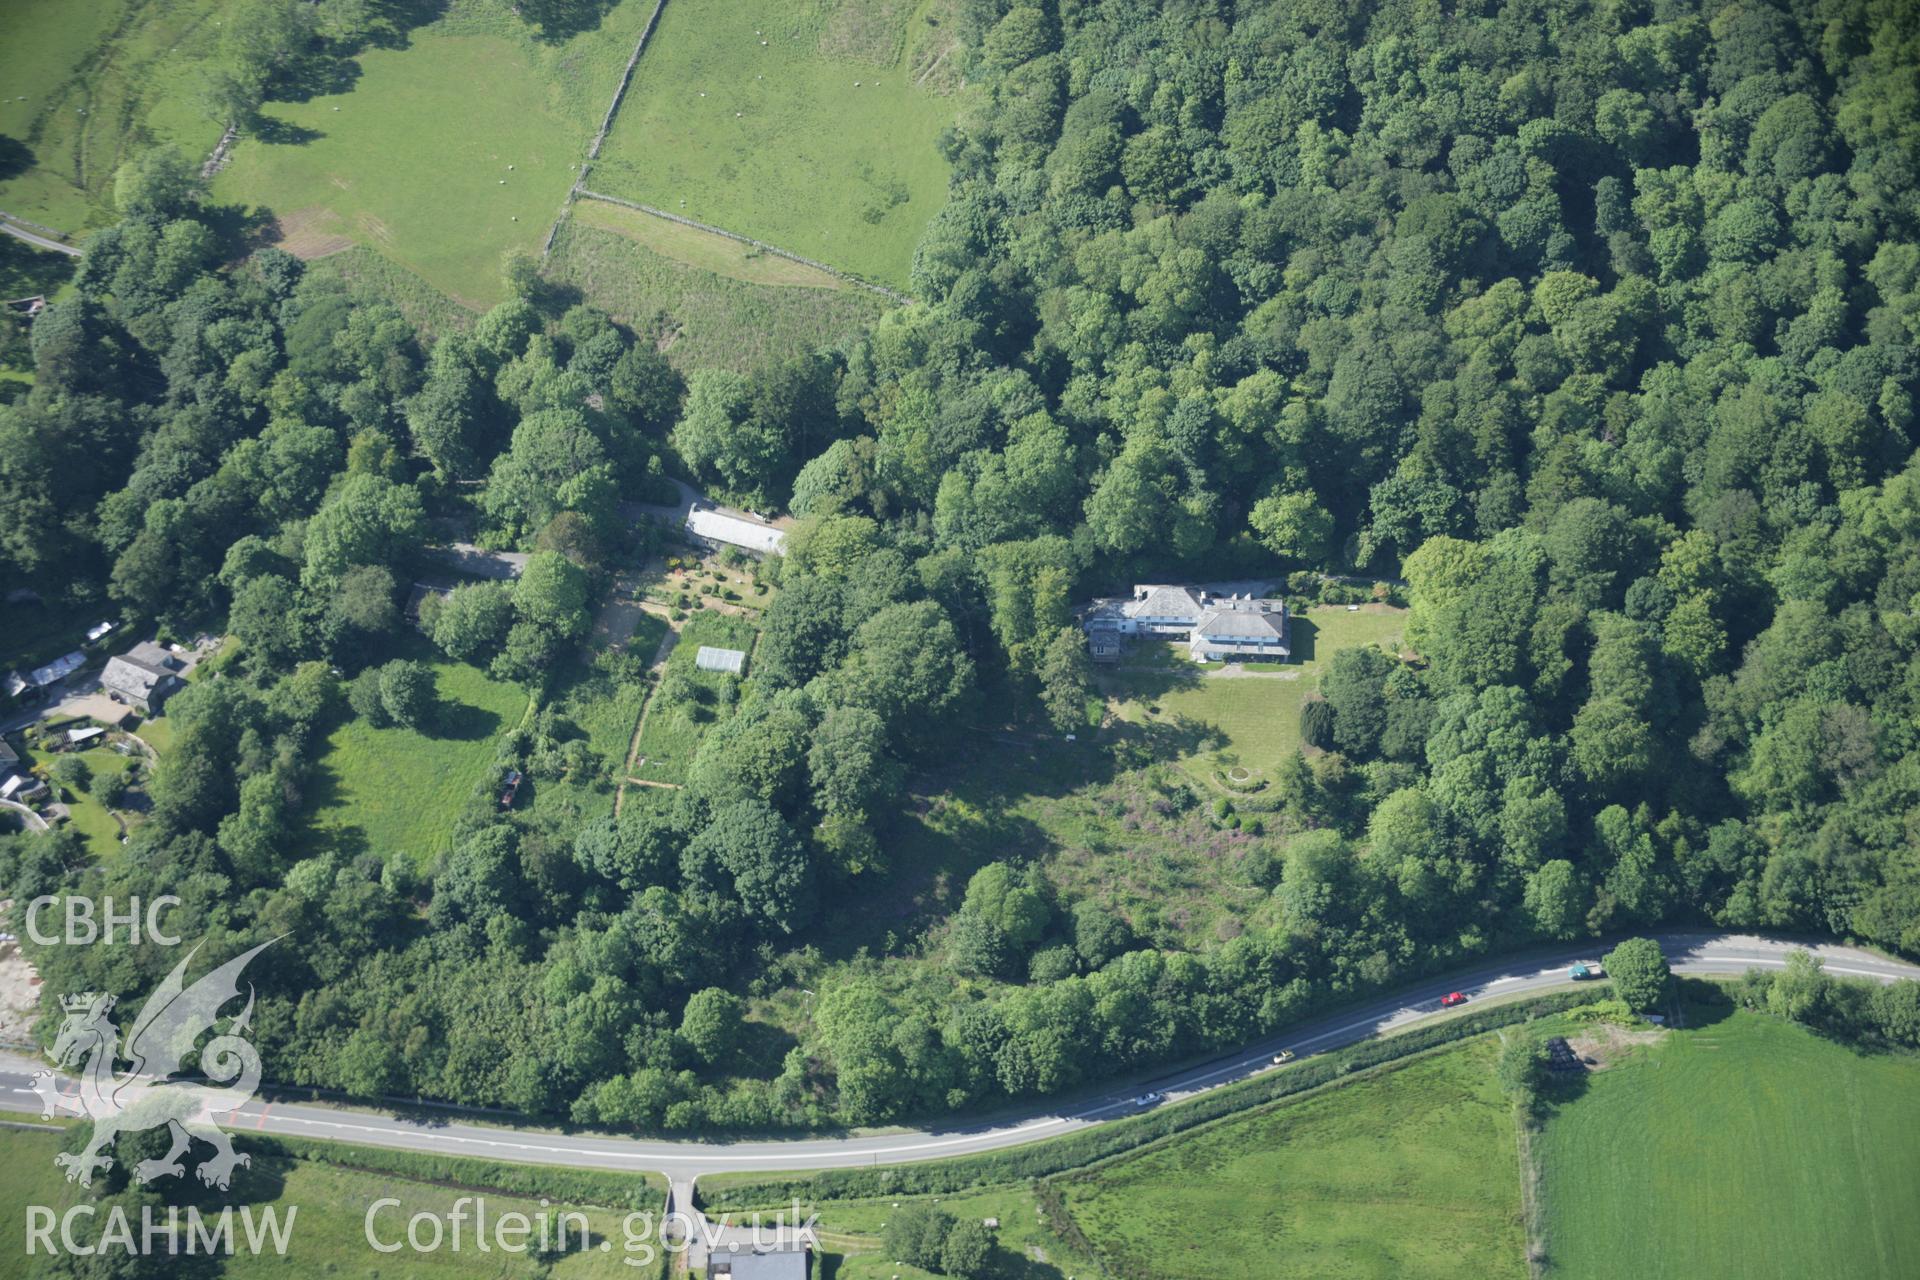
0,678,111,737
1,932,1913,1189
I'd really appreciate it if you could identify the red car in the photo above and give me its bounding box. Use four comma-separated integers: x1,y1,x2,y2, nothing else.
1441,991,1469,1008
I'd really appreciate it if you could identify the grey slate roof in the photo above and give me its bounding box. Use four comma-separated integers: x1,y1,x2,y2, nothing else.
102,642,182,705
1127,584,1206,619
1193,608,1287,639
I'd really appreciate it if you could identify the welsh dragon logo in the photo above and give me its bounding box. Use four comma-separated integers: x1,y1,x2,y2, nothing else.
33,939,274,1190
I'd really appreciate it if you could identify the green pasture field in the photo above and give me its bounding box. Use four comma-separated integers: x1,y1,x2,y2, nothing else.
303,650,529,862
629,610,757,785
0,0,229,235
571,197,851,290
548,214,888,373
1105,605,1409,788
215,0,653,307
303,244,478,338
589,0,966,288
1535,1005,1920,1280
0,1126,667,1278
1056,1035,1525,1280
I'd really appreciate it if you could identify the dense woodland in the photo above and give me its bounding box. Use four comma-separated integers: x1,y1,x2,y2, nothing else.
4,0,1920,1130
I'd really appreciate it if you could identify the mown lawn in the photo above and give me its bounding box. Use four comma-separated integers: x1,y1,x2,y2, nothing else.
1106,605,1410,785
0,0,229,233
1536,1006,1920,1280
0,1126,666,1278
1058,1036,1526,1280
303,656,528,862
549,217,888,373
215,0,652,306
590,0,967,287
27,743,140,857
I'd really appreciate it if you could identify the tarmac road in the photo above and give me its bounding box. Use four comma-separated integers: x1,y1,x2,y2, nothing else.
1,932,1913,1184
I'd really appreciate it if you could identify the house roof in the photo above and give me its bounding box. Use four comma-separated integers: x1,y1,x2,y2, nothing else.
687,506,787,554
102,642,183,702
0,738,18,767
709,1244,808,1279
127,641,180,669
1194,607,1287,639
1125,584,1206,619
66,726,106,745
0,774,44,800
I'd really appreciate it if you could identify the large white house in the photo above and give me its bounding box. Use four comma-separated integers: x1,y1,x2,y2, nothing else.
1082,585,1290,663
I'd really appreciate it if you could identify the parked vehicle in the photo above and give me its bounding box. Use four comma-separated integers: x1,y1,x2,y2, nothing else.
1570,962,1604,980
1440,991,1469,1008
499,769,523,810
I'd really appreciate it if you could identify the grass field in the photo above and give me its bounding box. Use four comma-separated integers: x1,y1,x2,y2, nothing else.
304,244,477,338
572,197,850,290
1536,1004,1920,1280
590,0,966,287
1058,1036,1525,1280
549,216,888,373
215,0,654,306
630,611,758,785
0,0,230,234
1106,605,1409,787
0,1126,667,1278
304,652,529,861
